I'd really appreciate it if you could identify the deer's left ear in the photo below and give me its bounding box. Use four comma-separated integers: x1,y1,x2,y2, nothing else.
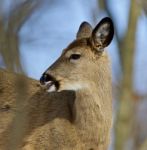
91,17,114,51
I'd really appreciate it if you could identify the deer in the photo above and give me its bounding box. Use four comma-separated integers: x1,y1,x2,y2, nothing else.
0,17,114,150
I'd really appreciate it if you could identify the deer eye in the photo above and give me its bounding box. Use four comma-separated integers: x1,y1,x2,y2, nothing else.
69,54,81,60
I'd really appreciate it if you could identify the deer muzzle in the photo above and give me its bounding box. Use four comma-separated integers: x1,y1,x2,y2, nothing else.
40,73,59,92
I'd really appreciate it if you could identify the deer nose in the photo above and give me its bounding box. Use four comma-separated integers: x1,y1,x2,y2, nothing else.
40,73,54,85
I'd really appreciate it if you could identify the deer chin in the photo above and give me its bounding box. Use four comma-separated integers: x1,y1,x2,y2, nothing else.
58,82,85,92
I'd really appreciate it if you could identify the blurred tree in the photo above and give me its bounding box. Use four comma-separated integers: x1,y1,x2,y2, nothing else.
0,1,42,149
98,0,141,150
0,0,42,72
140,0,147,14
114,1,140,149
139,140,147,150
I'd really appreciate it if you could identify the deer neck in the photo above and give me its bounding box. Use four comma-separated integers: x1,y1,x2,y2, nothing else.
73,87,103,129
72,80,112,146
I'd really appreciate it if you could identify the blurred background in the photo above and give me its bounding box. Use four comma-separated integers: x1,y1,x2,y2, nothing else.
0,0,147,150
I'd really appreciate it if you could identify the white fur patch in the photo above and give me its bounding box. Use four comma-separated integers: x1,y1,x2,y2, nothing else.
40,81,52,88
47,84,56,92
61,83,84,91
45,81,52,86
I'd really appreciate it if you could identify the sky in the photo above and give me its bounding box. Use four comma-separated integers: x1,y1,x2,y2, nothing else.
18,0,147,95
1,0,147,94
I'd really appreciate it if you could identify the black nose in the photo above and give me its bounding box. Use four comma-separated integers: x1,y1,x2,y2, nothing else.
40,73,54,85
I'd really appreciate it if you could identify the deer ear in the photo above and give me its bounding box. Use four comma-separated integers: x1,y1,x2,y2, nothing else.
76,22,92,39
91,17,114,51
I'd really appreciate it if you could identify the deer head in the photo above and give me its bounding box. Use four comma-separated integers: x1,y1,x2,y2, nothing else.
40,17,114,92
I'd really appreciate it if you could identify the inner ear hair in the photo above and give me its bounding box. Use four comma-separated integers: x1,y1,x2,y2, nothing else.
91,17,114,52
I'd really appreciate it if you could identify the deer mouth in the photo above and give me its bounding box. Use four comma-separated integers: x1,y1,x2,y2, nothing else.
45,80,59,92
40,74,60,92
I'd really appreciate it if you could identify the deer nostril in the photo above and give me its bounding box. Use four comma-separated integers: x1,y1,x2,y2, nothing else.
40,73,53,85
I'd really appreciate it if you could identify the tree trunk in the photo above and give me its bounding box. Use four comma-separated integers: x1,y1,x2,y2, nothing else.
114,0,140,150
0,0,42,71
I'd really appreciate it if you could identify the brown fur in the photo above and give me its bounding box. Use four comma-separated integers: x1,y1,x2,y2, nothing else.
0,18,113,150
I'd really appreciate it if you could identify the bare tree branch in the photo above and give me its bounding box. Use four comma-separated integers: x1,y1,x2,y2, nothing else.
0,0,42,71
8,0,43,32
114,0,141,149
139,0,147,15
